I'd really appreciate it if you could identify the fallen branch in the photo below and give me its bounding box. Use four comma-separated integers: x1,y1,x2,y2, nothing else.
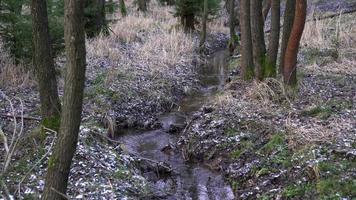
90,130,121,144
265,7,356,33
0,114,41,121
131,152,172,172
16,131,57,198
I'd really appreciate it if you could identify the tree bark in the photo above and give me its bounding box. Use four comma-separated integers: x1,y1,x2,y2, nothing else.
31,0,61,124
41,0,86,199
283,0,306,86
182,13,195,32
266,0,280,77
279,0,295,74
262,0,271,22
240,0,254,80
138,0,147,12
251,0,266,81
200,0,208,48
228,0,236,53
120,0,127,17
85,0,106,37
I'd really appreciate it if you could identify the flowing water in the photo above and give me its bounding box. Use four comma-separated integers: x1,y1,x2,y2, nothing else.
118,50,234,200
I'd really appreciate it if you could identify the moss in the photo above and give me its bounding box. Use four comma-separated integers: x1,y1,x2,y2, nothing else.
243,67,255,80
264,57,276,78
23,194,37,200
42,115,61,131
224,127,238,137
48,156,58,169
282,183,313,199
257,194,271,200
316,179,356,198
301,99,353,120
229,179,239,192
114,166,131,180
260,134,285,155
301,105,332,119
255,167,271,177
230,140,254,159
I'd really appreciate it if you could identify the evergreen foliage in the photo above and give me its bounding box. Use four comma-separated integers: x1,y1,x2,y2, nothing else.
174,0,220,30
0,0,116,62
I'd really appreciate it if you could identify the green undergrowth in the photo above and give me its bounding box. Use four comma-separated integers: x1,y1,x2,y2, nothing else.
301,98,353,119
221,121,356,199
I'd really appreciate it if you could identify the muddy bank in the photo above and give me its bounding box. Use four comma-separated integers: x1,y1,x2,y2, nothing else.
113,49,234,200
0,32,229,199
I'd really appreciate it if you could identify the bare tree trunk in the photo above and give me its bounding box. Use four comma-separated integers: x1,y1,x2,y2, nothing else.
200,0,208,49
228,0,236,53
120,0,127,17
85,0,106,37
262,0,271,22
41,0,86,199
251,0,266,81
240,0,254,80
266,0,280,77
182,13,195,32
138,0,147,12
283,0,306,86
279,0,295,75
31,0,61,126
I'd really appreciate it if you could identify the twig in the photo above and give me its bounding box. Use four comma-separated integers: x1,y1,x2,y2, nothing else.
182,118,194,135
51,187,70,200
131,153,172,172
0,180,11,200
265,7,356,33
90,130,121,144
16,132,57,198
0,114,41,121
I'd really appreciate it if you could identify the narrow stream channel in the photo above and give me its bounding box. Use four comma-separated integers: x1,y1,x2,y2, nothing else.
118,50,234,199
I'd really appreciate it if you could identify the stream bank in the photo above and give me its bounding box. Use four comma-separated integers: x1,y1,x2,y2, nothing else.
117,50,235,199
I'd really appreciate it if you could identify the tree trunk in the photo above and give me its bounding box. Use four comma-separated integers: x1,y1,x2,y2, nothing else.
182,13,195,32
279,0,295,74
228,0,236,53
240,0,254,80
251,0,266,81
200,0,208,48
283,0,306,86
120,0,127,17
85,0,106,37
266,0,280,77
41,0,86,199
262,0,271,22
138,0,147,12
31,0,61,125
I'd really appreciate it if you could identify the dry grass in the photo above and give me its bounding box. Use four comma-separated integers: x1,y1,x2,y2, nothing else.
245,78,292,107
86,0,197,75
137,29,195,71
0,42,33,88
301,10,356,75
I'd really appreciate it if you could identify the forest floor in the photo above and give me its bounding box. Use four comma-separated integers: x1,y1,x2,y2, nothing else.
0,1,227,199
180,3,356,200
0,0,355,199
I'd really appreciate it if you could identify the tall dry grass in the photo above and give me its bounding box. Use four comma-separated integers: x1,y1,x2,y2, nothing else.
0,41,33,88
301,10,356,75
86,0,197,75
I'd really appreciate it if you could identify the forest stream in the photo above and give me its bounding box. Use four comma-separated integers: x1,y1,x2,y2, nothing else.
117,50,235,199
